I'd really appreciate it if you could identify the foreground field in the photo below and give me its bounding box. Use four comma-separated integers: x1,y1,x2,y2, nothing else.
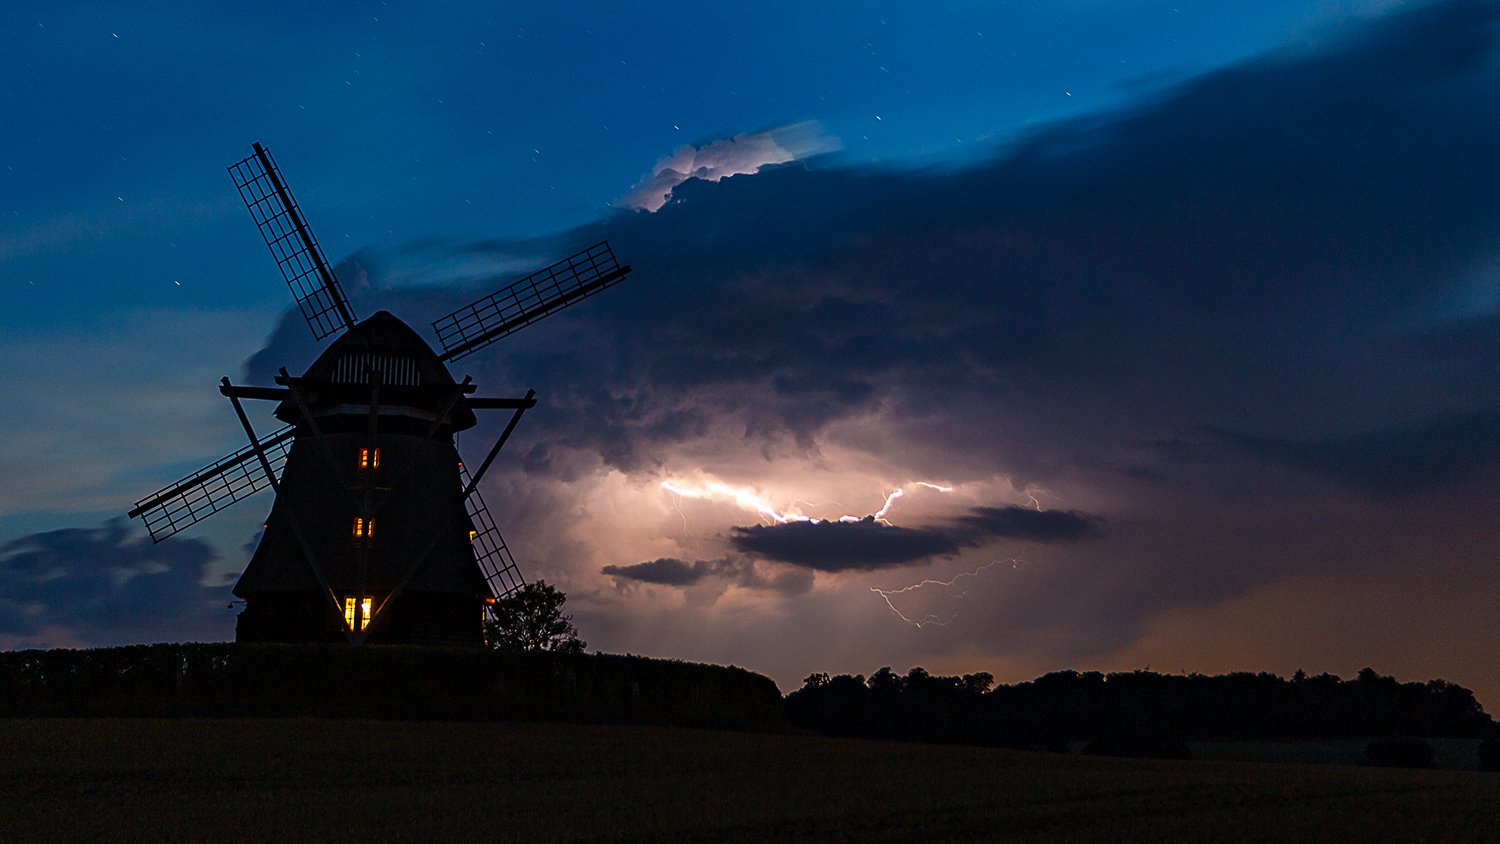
3,719,1498,843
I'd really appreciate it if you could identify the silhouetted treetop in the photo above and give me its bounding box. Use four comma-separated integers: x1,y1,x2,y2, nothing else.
784,666,1491,750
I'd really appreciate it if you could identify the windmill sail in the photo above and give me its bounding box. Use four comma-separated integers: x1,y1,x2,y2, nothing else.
229,143,356,340
460,462,526,602
128,426,295,542
433,241,630,362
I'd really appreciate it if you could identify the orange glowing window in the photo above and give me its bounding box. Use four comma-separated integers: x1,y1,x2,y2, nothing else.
359,448,381,469
469,530,477,544
344,596,372,630
353,517,374,538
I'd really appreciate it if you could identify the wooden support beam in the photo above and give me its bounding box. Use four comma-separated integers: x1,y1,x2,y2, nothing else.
223,376,347,637
218,384,289,401
465,396,539,410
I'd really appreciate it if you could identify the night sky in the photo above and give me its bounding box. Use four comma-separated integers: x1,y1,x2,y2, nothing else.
5,1,1500,704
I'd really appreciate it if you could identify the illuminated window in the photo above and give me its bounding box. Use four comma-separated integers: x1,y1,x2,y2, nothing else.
359,448,381,469
353,517,374,538
469,530,477,544
344,596,372,630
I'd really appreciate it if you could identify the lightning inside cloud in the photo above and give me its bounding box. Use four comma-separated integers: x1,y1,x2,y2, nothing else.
662,478,954,527
871,559,1017,628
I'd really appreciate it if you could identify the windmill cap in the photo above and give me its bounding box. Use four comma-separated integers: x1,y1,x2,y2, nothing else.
274,311,479,430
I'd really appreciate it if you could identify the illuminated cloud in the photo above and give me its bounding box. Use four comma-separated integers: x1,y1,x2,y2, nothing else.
616,121,841,212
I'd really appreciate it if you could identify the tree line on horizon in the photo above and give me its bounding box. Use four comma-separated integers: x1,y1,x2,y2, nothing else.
489,585,1496,764
785,666,1494,757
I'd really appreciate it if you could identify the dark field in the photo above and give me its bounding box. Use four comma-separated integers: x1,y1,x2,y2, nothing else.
3,719,1498,843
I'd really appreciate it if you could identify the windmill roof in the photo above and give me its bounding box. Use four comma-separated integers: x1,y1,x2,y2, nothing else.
275,311,479,431
305,310,456,384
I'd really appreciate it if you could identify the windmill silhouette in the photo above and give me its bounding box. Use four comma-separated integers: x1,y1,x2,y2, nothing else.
127,143,631,646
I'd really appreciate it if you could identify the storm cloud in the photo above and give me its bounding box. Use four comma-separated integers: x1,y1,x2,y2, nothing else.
228,0,1500,490
1209,409,1500,497
0,520,231,647
601,556,814,595
726,506,1103,572
729,518,960,572
602,557,728,586
949,507,1105,545
222,1,1500,695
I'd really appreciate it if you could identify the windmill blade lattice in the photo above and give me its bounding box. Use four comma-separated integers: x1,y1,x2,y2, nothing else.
229,143,356,340
460,462,526,603
128,426,295,542
433,241,630,362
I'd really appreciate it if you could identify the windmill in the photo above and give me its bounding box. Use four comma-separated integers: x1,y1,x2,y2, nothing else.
127,142,631,646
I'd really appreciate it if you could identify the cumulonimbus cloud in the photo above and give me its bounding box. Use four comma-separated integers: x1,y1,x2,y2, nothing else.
236,0,1500,668
616,121,841,212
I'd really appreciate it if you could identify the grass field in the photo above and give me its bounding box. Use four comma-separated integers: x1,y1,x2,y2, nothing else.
3,719,1498,843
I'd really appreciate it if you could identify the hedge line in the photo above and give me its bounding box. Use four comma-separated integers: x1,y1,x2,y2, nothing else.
787,667,1495,748
0,644,784,730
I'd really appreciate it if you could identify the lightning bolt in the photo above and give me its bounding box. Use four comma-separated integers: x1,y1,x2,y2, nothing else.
663,485,694,535
872,482,956,523
660,478,955,527
871,559,1018,628
662,481,815,524
872,489,904,522
1022,486,1057,512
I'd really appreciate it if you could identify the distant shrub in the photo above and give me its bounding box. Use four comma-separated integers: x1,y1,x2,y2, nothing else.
1362,737,1436,769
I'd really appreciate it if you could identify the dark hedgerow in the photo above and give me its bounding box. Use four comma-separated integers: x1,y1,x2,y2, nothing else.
0,643,782,730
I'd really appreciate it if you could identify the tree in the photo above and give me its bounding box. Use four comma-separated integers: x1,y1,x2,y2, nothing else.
484,580,586,653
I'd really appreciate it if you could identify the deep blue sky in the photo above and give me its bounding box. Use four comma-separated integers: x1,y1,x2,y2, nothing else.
5,0,1500,704
4,0,1365,323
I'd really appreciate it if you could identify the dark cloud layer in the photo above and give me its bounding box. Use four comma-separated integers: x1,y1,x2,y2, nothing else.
0,520,230,645
950,507,1105,544
726,506,1104,572
1209,409,1500,496
234,0,1500,493
601,556,814,594
602,557,725,586
729,518,959,572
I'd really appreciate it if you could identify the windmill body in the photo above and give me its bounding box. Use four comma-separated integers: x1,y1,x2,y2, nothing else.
235,312,487,646
127,143,631,647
